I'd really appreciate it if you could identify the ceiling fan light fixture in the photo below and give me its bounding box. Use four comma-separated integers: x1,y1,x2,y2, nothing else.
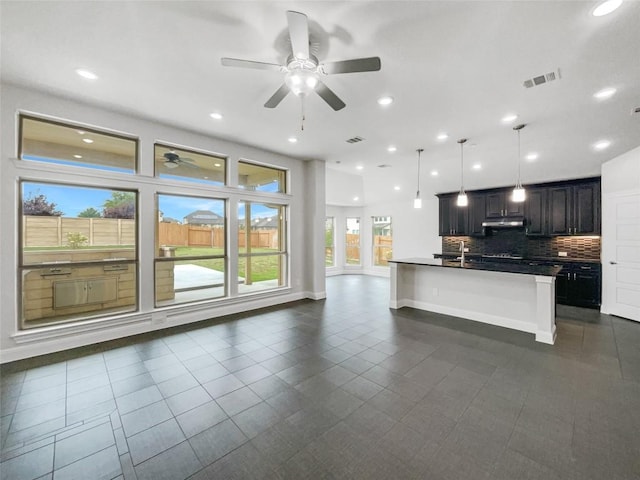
164,161,179,169
285,69,318,96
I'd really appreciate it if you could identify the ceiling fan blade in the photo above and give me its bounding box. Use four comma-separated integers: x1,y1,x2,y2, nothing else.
221,58,283,72
264,84,290,108
287,11,309,60
315,81,346,111
321,57,382,75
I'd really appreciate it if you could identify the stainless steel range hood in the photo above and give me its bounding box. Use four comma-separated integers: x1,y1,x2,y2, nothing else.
481,217,526,228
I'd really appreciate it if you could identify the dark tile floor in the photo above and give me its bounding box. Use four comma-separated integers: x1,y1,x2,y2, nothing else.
1,275,639,480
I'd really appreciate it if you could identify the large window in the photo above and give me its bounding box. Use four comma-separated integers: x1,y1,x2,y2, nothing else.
238,161,286,193
372,216,393,266
19,115,137,173
345,217,361,265
20,181,138,328
155,144,226,186
155,195,226,306
325,217,335,266
238,202,286,293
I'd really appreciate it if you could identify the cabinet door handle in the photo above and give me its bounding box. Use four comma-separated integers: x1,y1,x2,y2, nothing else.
580,266,591,270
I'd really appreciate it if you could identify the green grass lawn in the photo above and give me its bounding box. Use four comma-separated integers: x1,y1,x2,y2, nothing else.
172,246,280,282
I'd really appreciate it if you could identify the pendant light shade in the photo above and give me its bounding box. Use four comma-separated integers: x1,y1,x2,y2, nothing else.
414,148,424,209
512,124,526,203
456,139,468,207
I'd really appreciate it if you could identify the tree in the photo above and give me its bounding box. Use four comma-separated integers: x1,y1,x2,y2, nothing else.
23,192,63,216
102,191,135,219
78,207,102,218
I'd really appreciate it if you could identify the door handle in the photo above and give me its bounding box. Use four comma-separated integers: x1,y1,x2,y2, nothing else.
609,261,617,265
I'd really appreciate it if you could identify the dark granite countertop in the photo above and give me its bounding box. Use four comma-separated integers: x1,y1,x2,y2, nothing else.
391,258,563,277
435,253,600,264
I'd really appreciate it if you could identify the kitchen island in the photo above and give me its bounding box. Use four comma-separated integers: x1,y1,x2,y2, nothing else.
389,258,562,344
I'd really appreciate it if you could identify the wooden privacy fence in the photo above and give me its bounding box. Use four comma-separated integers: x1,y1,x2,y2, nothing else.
373,235,393,265
23,216,278,249
23,216,135,247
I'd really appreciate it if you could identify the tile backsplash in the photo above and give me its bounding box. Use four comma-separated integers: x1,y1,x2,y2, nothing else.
442,229,601,259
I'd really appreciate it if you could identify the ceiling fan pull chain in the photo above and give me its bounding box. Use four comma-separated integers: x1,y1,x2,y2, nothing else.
301,96,306,131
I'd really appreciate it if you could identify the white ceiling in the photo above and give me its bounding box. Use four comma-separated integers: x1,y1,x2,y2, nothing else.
2,1,639,204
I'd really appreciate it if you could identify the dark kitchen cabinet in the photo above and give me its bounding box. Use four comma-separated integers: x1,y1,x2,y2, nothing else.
551,262,601,308
438,195,468,236
524,188,547,236
485,191,524,218
467,193,486,236
548,181,600,235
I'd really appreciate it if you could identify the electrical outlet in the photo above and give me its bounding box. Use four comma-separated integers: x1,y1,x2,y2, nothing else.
558,251,568,257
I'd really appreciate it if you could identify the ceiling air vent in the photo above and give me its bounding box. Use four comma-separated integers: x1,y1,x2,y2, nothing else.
523,69,561,88
633,106,640,115
346,136,364,144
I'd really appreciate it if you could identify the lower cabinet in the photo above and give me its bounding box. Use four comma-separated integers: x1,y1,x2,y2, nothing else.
554,262,601,308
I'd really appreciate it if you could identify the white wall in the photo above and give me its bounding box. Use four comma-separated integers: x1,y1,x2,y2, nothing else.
601,146,640,314
0,84,324,362
325,167,364,206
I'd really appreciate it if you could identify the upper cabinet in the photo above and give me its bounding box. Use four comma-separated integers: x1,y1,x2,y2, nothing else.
439,194,468,236
467,193,486,236
438,177,600,237
485,191,524,218
548,180,600,235
524,188,547,236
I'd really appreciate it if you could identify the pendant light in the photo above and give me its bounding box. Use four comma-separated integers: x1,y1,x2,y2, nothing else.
456,139,468,207
414,148,424,209
512,124,526,202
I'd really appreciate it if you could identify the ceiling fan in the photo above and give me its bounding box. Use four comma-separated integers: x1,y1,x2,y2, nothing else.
162,152,197,169
221,10,381,113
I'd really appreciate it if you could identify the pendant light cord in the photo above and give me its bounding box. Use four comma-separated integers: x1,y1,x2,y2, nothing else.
458,138,467,194
517,128,522,188
416,149,422,197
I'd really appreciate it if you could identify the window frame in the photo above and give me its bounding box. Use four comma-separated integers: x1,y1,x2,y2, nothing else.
154,142,228,187
18,179,140,329
237,159,288,194
345,217,361,266
18,113,139,174
154,193,228,307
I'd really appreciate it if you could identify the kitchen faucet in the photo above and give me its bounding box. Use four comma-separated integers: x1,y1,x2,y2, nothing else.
459,240,465,266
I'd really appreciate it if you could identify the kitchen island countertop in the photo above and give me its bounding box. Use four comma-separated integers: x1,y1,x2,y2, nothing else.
391,258,562,277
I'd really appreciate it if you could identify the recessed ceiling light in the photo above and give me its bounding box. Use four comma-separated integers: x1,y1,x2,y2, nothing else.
82,138,94,144
526,152,539,161
436,133,449,141
394,186,400,191
502,114,518,123
77,130,86,135
594,140,611,150
431,170,438,176
288,137,298,143
472,163,482,170
356,165,364,170
214,163,221,167
76,69,98,80
210,112,223,120
592,0,622,17
387,146,397,153
73,154,82,159
594,87,617,99
377,96,393,106
353,196,359,201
